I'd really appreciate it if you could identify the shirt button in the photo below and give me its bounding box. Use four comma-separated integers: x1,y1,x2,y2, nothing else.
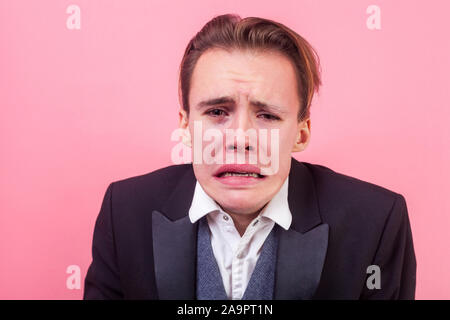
223,215,229,221
252,219,259,227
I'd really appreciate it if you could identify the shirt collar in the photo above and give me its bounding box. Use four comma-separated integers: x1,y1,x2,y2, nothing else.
188,177,292,230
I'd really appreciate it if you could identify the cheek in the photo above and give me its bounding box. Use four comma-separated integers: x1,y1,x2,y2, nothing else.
188,117,218,140
193,165,213,185
271,124,298,153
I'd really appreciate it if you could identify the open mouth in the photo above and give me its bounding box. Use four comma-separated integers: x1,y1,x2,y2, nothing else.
213,164,266,181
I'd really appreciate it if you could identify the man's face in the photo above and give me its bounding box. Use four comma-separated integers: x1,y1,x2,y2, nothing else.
180,48,310,216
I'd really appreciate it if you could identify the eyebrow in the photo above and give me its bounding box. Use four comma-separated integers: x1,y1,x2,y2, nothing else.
196,96,287,114
196,96,235,109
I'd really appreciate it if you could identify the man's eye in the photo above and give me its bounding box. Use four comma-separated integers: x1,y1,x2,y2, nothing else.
258,113,280,121
206,109,227,117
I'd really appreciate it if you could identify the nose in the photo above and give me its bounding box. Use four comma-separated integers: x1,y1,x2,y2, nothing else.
226,108,255,153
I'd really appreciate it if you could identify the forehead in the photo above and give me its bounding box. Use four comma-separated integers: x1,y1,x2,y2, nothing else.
189,48,300,108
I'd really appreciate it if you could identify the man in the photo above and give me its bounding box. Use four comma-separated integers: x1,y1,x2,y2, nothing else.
84,14,416,300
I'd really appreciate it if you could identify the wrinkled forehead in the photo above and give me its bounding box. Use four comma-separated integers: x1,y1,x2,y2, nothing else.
189,48,300,112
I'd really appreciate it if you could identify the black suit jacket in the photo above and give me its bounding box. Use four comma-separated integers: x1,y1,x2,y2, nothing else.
83,158,416,299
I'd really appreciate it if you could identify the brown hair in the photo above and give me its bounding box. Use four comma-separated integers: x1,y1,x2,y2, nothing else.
178,14,322,121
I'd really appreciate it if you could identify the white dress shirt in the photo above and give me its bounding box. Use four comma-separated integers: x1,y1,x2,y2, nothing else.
189,177,292,300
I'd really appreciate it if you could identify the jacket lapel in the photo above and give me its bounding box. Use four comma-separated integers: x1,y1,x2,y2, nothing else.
274,158,330,299
274,224,329,299
151,167,198,299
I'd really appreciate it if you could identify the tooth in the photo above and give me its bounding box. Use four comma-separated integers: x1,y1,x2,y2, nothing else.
222,172,260,177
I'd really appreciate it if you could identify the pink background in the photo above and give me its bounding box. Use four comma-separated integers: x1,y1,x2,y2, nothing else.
1,0,449,299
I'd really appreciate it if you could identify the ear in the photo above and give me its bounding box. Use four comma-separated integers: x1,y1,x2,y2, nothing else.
292,118,311,152
178,109,192,148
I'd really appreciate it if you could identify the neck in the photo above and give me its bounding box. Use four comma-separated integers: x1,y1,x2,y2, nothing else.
227,209,262,237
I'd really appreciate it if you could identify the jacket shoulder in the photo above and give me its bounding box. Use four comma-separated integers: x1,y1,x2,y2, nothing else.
301,161,405,222
108,163,193,209
304,162,402,197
